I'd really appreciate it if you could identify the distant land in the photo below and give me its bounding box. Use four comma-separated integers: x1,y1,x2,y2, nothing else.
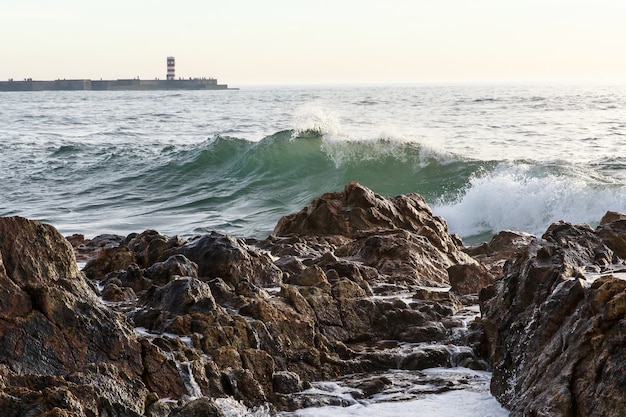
0,56,236,92
0,78,236,92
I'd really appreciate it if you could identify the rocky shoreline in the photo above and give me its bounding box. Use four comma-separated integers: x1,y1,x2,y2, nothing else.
1,182,624,416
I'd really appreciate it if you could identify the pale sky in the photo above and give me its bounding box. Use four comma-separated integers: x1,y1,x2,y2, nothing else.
1,0,625,85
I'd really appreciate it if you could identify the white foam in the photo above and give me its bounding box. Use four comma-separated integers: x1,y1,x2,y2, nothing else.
281,389,507,417
292,104,343,138
214,397,272,417
434,162,626,240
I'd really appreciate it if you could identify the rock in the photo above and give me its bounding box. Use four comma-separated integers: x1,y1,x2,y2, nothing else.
103,263,153,294
126,230,183,268
150,277,217,315
350,376,392,398
101,282,137,303
67,233,126,264
447,263,494,295
221,368,267,406
0,216,82,286
178,232,283,288
287,265,329,287
145,254,198,286
341,231,458,287
273,371,303,394
596,211,626,259
399,345,451,370
275,181,436,238
3,183,538,414
140,339,186,399
169,397,225,417
0,216,187,416
480,220,626,416
464,229,534,276
599,210,626,224
83,245,136,280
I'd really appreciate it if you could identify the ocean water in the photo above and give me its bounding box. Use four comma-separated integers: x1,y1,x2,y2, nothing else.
4,84,624,416
0,85,626,244
2,84,625,245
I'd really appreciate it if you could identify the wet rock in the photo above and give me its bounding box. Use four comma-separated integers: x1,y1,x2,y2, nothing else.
447,262,495,295
596,210,626,259
101,282,137,303
0,216,83,286
67,233,126,264
350,376,392,398
2,183,532,414
286,265,329,287
169,397,225,417
481,220,626,416
178,232,283,288
134,277,219,334
275,181,441,238
140,339,186,399
0,216,188,416
145,254,199,286
464,230,534,276
221,368,268,406
126,230,184,268
103,263,153,295
273,371,303,394
84,245,136,280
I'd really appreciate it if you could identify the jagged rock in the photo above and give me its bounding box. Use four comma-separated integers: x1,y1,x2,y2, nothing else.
178,232,283,288
464,229,534,276
275,181,444,239
103,263,153,295
134,277,219,334
83,245,136,280
126,230,184,268
447,262,494,295
399,345,451,370
4,183,548,415
101,282,137,303
596,211,626,259
169,397,225,417
286,265,329,287
146,254,198,286
67,233,126,264
273,371,303,394
0,216,82,286
140,339,186,399
0,216,186,416
221,368,267,406
480,220,626,416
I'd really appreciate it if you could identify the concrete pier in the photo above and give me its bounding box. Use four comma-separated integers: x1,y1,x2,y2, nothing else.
0,78,233,91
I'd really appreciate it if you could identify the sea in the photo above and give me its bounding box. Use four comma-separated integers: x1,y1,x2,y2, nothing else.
2,83,625,416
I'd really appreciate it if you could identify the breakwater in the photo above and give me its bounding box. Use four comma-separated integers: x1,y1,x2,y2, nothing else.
0,78,233,91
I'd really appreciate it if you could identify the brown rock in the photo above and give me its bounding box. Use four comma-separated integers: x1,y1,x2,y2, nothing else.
0,216,82,286
447,263,494,295
464,229,534,276
178,232,283,288
170,397,225,417
140,339,186,399
287,265,328,287
480,221,626,416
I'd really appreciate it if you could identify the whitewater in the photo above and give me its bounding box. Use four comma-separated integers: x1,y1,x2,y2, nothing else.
1,83,625,415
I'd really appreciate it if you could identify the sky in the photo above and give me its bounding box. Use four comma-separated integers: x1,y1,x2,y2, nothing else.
1,0,625,85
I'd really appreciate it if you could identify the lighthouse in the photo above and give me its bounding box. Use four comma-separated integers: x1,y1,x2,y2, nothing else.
166,56,175,80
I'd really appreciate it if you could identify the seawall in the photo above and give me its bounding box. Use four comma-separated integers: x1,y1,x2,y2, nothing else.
0,78,233,91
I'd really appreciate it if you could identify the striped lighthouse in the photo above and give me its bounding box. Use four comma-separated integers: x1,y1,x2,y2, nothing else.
166,56,175,80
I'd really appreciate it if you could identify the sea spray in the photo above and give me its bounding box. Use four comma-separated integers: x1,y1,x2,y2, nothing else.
434,162,626,242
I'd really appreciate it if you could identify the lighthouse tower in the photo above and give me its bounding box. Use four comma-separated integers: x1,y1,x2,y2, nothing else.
166,56,175,80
